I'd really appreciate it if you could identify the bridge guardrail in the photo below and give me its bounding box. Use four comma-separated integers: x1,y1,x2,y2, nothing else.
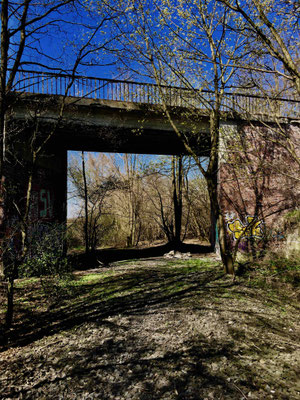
11,70,299,120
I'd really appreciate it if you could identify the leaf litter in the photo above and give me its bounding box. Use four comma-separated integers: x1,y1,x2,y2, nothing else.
0,256,299,399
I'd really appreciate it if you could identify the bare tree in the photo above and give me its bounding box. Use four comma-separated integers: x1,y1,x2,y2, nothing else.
217,0,300,95
114,0,252,274
81,151,89,255
0,0,125,327
69,153,118,253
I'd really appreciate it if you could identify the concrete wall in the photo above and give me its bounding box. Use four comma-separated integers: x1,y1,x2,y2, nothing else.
2,94,299,259
219,120,300,254
0,140,67,259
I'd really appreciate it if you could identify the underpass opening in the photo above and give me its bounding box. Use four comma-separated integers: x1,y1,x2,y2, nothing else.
67,151,212,264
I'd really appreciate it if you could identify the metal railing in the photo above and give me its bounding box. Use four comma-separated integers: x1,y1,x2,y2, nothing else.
11,70,300,120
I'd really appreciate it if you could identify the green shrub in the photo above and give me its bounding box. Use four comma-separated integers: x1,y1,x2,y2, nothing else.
20,223,69,277
285,209,300,226
20,223,73,303
258,252,300,287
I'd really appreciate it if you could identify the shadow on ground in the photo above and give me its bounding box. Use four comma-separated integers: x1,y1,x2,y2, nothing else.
3,260,221,349
1,257,299,399
69,243,212,269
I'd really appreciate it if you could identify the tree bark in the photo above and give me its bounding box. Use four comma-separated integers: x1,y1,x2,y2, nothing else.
5,260,18,327
206,110,234,275
172,155,183,249
0,0,9,279
81,151,89,255
0,0,8,179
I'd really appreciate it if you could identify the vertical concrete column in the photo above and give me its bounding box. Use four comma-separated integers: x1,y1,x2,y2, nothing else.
0,142,68,274
32,145,67,227
25,145,68,257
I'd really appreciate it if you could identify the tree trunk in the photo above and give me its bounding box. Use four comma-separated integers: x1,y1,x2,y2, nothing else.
5,261,18,327
207,175,234,274
5,153,36,327
0,0,8,180
206,109,234,276
172,155,183,249
0,0,9,279
81,151,89,255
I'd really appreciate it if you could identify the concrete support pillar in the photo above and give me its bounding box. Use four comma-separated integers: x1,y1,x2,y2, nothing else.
0,143,68,272
31,146,67,227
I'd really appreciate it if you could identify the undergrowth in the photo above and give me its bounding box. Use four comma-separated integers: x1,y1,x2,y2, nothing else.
239,253,300,295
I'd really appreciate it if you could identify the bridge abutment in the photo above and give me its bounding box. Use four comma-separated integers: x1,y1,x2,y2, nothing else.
218,120,300,256
1,82,298,271
0,140,67,271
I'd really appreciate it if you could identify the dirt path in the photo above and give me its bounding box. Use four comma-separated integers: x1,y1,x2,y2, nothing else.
0,257,299,399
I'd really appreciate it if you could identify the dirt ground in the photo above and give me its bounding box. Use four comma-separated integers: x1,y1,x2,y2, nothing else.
0,254,299,399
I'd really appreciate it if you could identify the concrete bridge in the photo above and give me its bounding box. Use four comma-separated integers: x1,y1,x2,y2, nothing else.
11,70,299,153
3,70,300,250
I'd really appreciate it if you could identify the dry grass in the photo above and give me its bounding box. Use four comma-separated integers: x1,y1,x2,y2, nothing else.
0,255,299,399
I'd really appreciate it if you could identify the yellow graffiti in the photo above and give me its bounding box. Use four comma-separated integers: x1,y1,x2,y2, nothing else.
227,216,264,240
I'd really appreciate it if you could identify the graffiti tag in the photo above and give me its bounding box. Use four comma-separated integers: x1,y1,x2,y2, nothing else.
227,215,264,240
39,189,53,219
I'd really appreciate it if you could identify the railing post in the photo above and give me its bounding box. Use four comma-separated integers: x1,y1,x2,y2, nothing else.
8,70,299,119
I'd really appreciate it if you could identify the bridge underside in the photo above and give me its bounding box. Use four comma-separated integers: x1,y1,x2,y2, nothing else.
2,93,212,254
11,94,211,155
2,92,299,260
59,125,190,155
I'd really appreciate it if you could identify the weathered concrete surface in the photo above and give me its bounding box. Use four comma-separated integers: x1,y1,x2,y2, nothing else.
1,93,211,257
1,143,67,239
2,92,299,258
10,93,211,155
219,120,300,253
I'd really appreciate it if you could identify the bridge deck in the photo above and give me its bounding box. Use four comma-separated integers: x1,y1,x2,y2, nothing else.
11,70,300,121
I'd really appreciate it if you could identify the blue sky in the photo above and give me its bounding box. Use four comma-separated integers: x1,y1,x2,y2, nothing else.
7,1,124,79
6,1,297,218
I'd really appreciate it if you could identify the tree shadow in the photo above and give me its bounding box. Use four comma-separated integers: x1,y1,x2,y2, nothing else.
1,261,298,399
69,243,212,269
2,321,252,399
4,265,222,349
